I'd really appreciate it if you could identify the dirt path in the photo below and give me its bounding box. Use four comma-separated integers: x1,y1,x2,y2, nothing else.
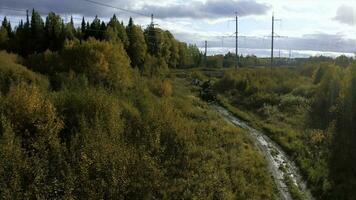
214,105,314,200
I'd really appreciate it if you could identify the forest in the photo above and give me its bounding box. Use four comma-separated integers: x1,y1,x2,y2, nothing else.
0,10,278,199
1,7,356,200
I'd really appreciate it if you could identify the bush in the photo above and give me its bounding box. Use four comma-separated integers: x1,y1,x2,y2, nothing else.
143,54,169,77
279,94,308,112
52,87,122,143
148,79,173,97
24,39,135,91
25,50,61,75
61,39,134,90
190,71,206,81
0,51,49,94
3,84,63,152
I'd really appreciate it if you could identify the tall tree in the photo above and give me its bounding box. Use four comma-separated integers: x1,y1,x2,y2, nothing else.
44,12,62,51
144,24,164,57
2,17,12,38
64,16,76,40
81,16,87,40
0,26,9,50
126,17,147,71
88,15,102,39
105,14,129,48
165,31,179,68
30,9,45,53
19,10,31,56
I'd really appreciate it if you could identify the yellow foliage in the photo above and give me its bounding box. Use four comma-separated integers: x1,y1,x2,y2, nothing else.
310,130,326,144
161,80,173,97
4,84,63,150
62,38,134,90
148,79,173,97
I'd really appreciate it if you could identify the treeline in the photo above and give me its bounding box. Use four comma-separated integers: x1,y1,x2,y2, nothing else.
203,52,354,68
0,10,203,70
214,60,356,199
205,53,268,68
205,53,295,68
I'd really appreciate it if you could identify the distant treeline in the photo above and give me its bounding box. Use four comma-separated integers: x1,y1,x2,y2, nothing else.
205,53,354,68
0,9,203,71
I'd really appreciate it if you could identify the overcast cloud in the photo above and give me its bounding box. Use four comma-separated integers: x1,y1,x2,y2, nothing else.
140,0,270,19
0,0,270,19
0,0,355,57
334,5,356,26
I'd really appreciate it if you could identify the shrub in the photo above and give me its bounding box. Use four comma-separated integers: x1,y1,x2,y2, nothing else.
61,39,134,90
25,50,61,75
52,87,122,143
148,79,173,97
0,51,49,94
279,94,308,112
3,84,63,152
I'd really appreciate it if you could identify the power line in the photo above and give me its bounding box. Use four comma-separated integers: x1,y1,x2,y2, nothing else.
270,13,285,68
83,0,149,17
0,6,26,13
271,13,274,68
235,12,239,69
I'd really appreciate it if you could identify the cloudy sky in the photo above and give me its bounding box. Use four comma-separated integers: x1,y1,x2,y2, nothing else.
1,0,356,57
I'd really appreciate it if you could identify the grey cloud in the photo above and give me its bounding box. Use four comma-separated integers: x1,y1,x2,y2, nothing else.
334,5,356,26
0,0,270,19
139,0,271,19
0,0,134,18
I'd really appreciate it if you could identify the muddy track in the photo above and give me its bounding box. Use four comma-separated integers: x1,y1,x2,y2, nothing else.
213,105,314,200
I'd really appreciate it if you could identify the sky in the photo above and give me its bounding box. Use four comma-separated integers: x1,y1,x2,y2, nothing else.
1,0,356,57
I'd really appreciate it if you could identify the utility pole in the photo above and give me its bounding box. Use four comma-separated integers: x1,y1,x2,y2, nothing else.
271,13,274,68
205,40,208,67
235,12,239,69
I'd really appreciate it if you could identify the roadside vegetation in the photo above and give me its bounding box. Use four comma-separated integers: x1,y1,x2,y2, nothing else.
214,60,356,199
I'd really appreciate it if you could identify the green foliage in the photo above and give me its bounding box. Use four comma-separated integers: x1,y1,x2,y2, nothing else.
0,116,27,199
1,10,203,74
214,63,356,199
143,54,169,77
26,39,135,91
178,42,202,68
44,12,64,51
328,64,356,199
3,84,63,152
61,39,134,90
105,14,129,48
0,26,9,49
309,65,343,129
207,55,224,68
126,18,147,71
334,55,351,68
0,51,49,94
0,51,276,198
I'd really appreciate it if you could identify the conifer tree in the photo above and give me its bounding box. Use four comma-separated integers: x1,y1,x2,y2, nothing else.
44,12,62,51
2,17,12,38
30,9,45,53
106,14,129,48
126,17,147,71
